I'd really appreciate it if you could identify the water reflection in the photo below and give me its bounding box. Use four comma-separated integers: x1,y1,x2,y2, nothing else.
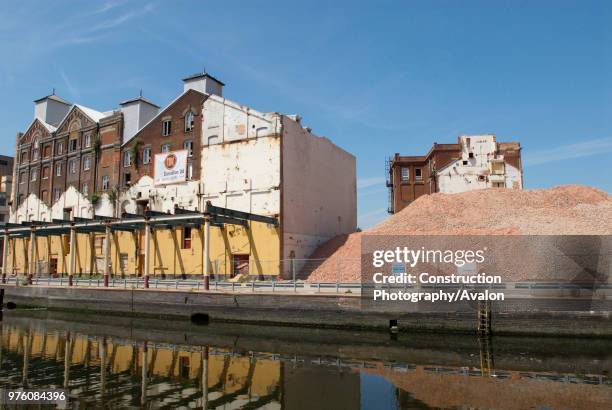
0,312,611,409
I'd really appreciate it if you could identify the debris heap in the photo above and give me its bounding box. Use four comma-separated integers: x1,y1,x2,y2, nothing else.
305,185,612,282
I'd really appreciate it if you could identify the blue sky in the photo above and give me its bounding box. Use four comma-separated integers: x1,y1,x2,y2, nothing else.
1,0,611,228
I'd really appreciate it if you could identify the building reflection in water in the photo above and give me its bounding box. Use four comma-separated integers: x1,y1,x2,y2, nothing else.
0,322,611,409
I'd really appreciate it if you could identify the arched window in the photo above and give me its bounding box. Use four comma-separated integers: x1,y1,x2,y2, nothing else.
184,111,194,132
32,137,40,160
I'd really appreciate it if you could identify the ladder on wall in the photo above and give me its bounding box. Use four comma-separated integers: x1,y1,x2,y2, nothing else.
477,300,491,336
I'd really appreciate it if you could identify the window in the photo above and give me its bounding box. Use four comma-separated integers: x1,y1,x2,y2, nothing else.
31,168,38,181
69,159,77,174
56,141,64,155
56,162,62,176
184,112,194,132
44,145,51,158
54,188,61,201
20,171,26,184
162,119,172,136
415,168,422,181
123,151,131,167
143,147,151,164
84,133,92,148
69,139,77,152
32,139,40,160
182,227,192,249
187,162,193,180
161,144,170,153
401,167,409,182
124,172,131,186
82,182,88,195
0,197,5,206
183,140,193,157
83,156,91,171
42,166,49,179
102,175,110,190
41,190,48,202
20,151,27,163
19,194,24,205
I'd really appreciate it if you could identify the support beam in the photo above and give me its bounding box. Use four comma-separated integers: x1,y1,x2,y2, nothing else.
202,346,208,410
2,231,8,283
68,222,75,287
27,229,35,284
63,332,71,389
203,216,210,290
141,342,148,406
104,226,111,287
99,337,106,397
144,222,151,288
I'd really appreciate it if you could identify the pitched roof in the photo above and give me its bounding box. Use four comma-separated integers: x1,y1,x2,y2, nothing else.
119,96,160,108
33,94,71,105
75,104,107,122
182,72,225,86
122,89,206,147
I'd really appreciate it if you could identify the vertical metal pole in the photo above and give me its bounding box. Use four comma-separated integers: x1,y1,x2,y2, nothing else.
141,341,148,406
202,346,208,409
22,329,30,387
292,259,296,292
68,218,75,287
63,332,71,389
203,216,210,291
27,229,35,284
144,223,150,289
104,226,110,287
99,337,106,398
2,231,8,283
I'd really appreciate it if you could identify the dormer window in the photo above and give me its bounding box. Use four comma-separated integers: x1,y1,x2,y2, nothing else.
184,112,194,132
162,119,172,136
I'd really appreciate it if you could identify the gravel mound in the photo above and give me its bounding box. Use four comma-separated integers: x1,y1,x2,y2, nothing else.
305,185,612,282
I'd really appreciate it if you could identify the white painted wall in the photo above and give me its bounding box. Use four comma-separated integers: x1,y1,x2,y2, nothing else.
12,186,94,223
201,96,281,216
121,100,159,144
35,99,71,127
437,135,522,193
119,176,200,214
281,117,357,260
183,76,223,97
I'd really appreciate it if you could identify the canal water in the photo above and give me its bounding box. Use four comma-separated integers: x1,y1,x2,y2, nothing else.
0,310,611,409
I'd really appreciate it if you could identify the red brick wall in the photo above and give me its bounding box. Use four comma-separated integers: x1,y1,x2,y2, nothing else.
121,90,206,186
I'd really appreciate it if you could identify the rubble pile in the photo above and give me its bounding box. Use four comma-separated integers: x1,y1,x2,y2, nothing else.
306,185,612,282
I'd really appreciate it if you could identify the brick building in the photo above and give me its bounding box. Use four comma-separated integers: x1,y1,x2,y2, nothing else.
6,71,356,278
387,135,523,213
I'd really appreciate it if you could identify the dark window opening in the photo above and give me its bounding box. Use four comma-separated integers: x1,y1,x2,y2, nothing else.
231,254,250,278
182,227,192,249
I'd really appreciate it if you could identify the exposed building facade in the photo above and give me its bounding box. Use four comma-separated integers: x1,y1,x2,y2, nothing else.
0,155,14,223
387,135,522,213
6,72,356,278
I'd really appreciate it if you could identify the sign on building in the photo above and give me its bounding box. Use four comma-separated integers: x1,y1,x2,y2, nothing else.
154,150,188,185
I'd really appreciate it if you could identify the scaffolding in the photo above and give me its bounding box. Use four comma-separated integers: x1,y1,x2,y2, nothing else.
0,201,278,290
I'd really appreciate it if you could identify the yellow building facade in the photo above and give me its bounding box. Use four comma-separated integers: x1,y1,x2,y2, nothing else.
5,220,280,278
